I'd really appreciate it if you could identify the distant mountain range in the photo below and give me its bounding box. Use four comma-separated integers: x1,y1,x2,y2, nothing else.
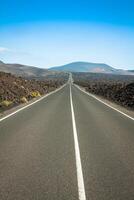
0,60,64,79
0,60,133,77
50,61,134,75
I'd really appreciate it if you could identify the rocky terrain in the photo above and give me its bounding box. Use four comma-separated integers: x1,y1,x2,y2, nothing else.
73,72,134,109
0,72,67,112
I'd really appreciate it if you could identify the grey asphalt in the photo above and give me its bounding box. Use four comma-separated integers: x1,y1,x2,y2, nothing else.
0,83,134,200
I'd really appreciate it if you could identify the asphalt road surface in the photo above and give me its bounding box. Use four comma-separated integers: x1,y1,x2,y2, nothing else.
0,83,134,200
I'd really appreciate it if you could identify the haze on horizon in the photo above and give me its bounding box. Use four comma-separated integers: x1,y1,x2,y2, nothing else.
0,0,134,70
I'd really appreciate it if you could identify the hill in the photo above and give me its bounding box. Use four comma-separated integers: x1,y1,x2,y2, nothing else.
49,61,134,75
0,60,67,80
0,61,51,78
128,70,134,73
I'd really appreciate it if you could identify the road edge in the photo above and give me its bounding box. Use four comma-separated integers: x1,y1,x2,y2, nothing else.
0,83,67,122
74,84,134,121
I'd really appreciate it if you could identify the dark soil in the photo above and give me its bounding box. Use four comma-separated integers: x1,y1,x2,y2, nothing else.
0,72,67,112
73,72,134,110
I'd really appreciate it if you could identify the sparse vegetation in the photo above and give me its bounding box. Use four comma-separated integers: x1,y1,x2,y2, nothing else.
20,97,28,103
0,100,13,107
30,91,41,98
0,71,68,112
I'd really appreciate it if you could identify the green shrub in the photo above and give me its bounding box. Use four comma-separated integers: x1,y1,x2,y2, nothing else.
30,91,41,98
0,100,13,107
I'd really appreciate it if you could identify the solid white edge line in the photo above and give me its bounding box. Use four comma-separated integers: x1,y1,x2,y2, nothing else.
0,84,66,123
70,84,86,200
74,84,134,121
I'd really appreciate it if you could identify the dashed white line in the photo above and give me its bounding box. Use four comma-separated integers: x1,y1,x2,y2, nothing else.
75,84,134,121
0,84,66,123
70,84,87,200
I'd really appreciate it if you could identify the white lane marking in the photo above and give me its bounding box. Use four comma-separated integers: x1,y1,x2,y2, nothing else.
75,84,134,121
70,84,86,200
0,84,66,122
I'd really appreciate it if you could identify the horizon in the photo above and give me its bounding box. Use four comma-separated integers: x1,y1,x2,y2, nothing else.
0,0,134,70
1,59,133,71
0,58,134,70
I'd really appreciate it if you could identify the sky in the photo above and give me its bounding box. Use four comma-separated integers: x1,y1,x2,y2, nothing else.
0,0,134,69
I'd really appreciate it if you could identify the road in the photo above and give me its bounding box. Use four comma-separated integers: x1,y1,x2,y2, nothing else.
0,82,134,200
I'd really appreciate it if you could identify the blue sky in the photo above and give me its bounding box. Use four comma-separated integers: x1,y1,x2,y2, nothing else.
0,0,134,69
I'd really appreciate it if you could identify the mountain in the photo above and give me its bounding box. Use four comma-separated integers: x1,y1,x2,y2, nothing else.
1,60,133,78
49,61,133,75
128,70,134,73
0,61,49,78
0,60,4,64
0,60,64,79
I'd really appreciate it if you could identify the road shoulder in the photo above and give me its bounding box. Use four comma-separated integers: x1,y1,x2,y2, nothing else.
0,84,66,122
74,84,134,120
